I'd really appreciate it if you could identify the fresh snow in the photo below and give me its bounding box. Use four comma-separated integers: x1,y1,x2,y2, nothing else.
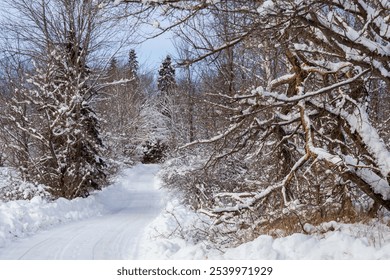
0,164,163,259
1,164,390,259
139,199,390,260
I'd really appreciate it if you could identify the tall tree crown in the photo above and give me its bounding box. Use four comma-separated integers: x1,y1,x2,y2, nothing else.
157,55,176,95
128,49,139,78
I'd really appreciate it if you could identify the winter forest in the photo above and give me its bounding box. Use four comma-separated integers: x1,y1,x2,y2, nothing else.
1,0,390,258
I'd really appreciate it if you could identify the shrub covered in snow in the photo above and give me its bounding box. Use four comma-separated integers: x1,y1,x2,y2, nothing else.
139,197,390,259
0,168,51,202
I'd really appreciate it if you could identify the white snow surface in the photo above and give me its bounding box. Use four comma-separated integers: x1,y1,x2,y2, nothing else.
0,164,163,259
1,164,390,259
140,199,390,260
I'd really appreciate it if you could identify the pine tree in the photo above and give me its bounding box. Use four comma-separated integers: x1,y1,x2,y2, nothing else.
107,57,119,82
126,49,140,95
157,55,175,96
156,55,176,120
128,49,139,79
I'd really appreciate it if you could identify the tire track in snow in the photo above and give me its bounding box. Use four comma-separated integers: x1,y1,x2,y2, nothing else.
0,164,163,260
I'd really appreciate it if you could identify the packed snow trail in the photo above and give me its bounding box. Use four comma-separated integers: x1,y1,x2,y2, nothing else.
0,164,163,260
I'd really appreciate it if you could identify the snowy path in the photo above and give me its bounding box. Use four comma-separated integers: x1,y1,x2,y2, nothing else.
0,164,163,260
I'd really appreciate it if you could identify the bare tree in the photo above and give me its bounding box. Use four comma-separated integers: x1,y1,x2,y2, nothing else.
114,0,390,239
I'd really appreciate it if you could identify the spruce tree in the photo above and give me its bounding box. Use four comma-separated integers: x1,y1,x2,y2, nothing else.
157,55,176,120
126,49,140,94
157,55,175,96
128,49,139,79
13,42,106,199
107,57,119,82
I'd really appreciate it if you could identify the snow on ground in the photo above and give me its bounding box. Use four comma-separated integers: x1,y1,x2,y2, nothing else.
0,164,163,259
139,199,390,260
0,168,104,250
220,224,390,259
1,164,390,259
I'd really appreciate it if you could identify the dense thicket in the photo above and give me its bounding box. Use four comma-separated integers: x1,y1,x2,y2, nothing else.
119,0,390,242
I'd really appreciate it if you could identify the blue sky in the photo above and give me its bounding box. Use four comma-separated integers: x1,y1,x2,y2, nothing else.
136,31,176,72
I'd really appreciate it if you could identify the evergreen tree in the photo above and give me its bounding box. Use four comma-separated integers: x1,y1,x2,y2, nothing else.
128,49,139,79
126,49,140,95
157,55,176,120
107,57,119,82
140,55,177,163
0,0,110,199
14,44,106,199
157,55,175,96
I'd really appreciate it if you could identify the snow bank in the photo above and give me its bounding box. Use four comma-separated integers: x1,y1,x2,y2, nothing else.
219,226,390,260
138,199,390,260
138,198,214,259
0,164,161,250
0,193,105,249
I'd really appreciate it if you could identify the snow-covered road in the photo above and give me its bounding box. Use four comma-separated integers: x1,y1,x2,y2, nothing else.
2,164,390,260
0,164,163,260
